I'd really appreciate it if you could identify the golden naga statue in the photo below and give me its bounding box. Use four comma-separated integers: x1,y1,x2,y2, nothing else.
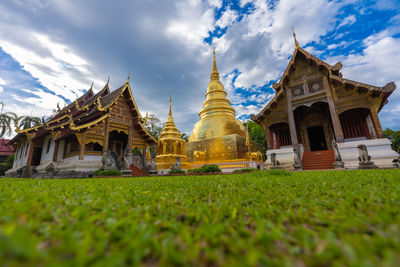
155,94,188,170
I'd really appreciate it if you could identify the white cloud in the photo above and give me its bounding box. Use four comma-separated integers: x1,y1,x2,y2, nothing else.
0,30,101,101
216,8,238,29
0,77,5,93
208,0,222,9
240,0,254,7
234,104,261,118
338,15,356,28
327,40,356,50
166,1,215,47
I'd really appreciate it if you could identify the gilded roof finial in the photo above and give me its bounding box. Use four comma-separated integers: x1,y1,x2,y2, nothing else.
169,89,172,116
107,76,110,85
127,74,130,83
292,26,300,49
211,47,220,81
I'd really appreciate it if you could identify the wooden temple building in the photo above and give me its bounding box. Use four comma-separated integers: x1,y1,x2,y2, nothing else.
6,78,155,178
252,32,398,170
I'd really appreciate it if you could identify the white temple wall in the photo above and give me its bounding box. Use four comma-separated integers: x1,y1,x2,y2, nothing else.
265,147,295,169
40,135,55,165
338,138,398,169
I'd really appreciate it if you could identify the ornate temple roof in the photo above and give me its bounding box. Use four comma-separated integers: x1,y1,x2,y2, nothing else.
0,138,14,156
252,31,396,123
9,78,156,145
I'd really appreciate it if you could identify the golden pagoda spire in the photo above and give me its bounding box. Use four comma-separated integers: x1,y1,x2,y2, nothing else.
292,26,300,49
211,47,220,81
169,89,172,116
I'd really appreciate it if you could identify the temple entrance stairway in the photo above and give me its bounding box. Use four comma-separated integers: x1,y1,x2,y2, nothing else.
302,150,335,170
129,165,148,176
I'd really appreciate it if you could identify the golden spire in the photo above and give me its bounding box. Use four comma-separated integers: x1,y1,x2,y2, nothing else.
211,47,220,81
126,74,130,84
292,26,299,49
169,90,172,116
106,76,110,85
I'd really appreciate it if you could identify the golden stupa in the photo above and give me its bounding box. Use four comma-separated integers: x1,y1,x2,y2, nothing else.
155,94,188,170
186,49,258,163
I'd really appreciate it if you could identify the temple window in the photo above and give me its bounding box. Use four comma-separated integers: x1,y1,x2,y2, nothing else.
270,123,292,148
291,86,304,97
85,142,103,152
308,80,323,93
25,142,29,157
339,108,371,140
64,135,80,157
46,138,52,154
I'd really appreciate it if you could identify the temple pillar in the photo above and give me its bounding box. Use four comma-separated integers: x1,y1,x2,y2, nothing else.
103,118,110,152
143,142,147,157
26,140,34,166
79,131,87,160
369,106,384,138
128,121,133,150
53,141,59,162
323,76,344,143
264,124,272,150
285,87,298,146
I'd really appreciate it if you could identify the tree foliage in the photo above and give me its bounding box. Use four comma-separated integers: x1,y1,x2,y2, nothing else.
17,115,42,130
181,133,189,142
244,121,266,148
383,128,400,153
143,114,164,140
0,102,17,138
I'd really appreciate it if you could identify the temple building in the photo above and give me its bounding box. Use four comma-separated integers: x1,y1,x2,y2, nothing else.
155,94,188,171
6,78,156,178
0,138,14,164
252,32,398,170
186,49,263,171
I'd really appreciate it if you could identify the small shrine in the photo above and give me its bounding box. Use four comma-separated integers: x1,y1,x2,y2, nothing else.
155,95,188,171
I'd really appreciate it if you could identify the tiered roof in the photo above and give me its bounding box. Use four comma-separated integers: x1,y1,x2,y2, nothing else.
9,79,156,145
0,139,14,157
252,33,396,123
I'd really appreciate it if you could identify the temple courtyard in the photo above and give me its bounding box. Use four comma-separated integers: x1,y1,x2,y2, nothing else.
1,169,399,266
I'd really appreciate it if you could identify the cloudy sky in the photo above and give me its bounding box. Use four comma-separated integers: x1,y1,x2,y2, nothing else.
0,0,399,136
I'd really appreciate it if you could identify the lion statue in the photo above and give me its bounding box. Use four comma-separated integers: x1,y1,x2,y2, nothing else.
357,144,371,162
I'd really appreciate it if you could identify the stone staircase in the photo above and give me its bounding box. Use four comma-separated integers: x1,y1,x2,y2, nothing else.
129,165,148,176
302,150,335,170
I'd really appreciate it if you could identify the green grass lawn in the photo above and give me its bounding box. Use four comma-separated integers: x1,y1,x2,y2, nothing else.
0,169,400,266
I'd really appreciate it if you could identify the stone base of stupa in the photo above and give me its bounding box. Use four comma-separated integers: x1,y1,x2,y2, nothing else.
155,154,189,170
186,134,264,164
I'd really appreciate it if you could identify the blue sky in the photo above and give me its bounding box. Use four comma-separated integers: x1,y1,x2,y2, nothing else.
0,0,399,136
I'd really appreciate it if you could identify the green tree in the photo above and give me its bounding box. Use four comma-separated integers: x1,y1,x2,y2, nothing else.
0,102,17,138
17,115,42,130
181,133,189,142
383,128,400,153
143,114,164,140
244,121,267,148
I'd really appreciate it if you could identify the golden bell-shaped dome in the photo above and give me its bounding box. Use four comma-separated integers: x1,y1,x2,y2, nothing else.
189,49,245,142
